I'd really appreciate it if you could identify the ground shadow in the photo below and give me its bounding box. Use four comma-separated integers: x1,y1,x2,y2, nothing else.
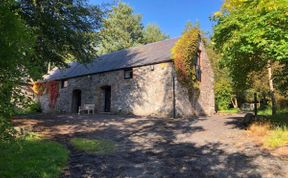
12,114,286,177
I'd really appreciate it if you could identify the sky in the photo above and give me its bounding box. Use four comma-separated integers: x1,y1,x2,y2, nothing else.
89,0,223,38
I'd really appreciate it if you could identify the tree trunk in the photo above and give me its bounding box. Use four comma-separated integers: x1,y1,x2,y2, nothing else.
267,60,277,115
231,96,238,108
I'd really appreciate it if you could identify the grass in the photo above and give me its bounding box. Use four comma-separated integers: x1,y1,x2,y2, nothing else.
264,127,288,148
218,108,240,114
70,138,116,154
248,121,271,137
0,133,69,178
248,108,288,149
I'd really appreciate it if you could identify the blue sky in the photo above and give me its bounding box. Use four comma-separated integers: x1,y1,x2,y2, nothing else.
89,0,223,38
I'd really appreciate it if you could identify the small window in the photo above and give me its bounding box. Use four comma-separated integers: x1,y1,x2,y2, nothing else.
61,80,68,88
124,68,133,79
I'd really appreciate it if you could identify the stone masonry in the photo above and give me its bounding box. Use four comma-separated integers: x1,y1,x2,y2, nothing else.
39,42,215,117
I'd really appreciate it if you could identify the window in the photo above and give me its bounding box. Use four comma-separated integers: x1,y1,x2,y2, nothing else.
124,68,133,79
195,50,201,81
61,80,68,88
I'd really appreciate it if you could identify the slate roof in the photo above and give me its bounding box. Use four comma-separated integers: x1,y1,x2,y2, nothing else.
44,38,179,80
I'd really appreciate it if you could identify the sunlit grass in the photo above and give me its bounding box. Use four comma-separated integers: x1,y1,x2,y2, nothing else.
248,108,288,149
0,133,69,178
70,138,116,154
218,108,240,114
264,127,288,148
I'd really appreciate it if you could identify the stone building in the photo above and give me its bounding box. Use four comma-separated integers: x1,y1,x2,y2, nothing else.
40,38,215,117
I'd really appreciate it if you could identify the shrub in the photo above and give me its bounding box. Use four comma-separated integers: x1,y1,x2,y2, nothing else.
27,101,42,113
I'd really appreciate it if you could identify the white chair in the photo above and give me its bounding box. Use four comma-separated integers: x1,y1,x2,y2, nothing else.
78,104,95,115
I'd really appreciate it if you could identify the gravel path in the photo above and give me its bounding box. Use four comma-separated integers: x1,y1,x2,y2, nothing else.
14,114,288,178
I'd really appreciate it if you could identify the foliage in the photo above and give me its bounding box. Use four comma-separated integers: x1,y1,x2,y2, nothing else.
143,23,169,44
0,0,35,142
70,138,116,154
27,101,42,113
97,2,143,55
215,79,234,110
274,62,288,96
183,21,194,33
46,81,59,109
0,133,69,178
213,0,288,89
213,0,288,115
32,82,45,96
18,0,104,77
206,44,235,110
172,27,201,91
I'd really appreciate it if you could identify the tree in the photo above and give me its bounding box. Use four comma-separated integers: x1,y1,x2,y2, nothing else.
143,24,169,44
0,0,104,141
213,0,288,115
97,2,143,55
0,0,35,141
206,44,236,110
18,0,103,76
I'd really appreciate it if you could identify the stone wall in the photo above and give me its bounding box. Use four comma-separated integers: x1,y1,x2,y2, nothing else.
40,44,215,117
40,62,175,117
175,42,215,116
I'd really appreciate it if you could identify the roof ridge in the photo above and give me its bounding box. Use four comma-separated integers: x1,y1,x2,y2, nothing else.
97,37,180,59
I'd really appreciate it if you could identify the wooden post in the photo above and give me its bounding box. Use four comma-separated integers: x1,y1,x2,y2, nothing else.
254,93,257,118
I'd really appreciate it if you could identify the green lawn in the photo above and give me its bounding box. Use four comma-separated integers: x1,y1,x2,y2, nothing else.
70,138,116,154
218,108,240,114
258,108,288,148
0,134,69,178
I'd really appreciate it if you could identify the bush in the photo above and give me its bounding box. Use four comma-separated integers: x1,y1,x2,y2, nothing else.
27,101,42,113
215,79,233,110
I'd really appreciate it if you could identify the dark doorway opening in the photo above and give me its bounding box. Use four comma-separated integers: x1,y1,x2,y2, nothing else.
72,89,81,113
102,86,111,112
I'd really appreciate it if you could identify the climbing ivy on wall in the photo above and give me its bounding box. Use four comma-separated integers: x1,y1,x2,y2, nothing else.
32,82,45,96
172,28,201,91
33,81,59,109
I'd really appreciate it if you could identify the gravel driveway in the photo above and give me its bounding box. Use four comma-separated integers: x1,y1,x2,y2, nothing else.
14,114,288,178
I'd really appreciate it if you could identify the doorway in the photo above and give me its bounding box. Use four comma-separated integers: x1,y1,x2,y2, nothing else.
102,86,111,112
72,89,81,113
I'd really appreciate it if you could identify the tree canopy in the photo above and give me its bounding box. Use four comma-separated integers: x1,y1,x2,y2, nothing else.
213,0,288,114
143,23,169,44
0,0,104,141
18,0,103,77
97,2,143,55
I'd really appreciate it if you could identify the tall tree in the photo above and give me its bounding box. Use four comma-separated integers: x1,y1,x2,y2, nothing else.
97,2,143,55
0,0,104,141
18,0,103,77
0,0,35,141
143,23,169,44
213,0,288,115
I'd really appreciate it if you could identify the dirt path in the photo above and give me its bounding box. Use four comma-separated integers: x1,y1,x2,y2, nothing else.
14,114,288,178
